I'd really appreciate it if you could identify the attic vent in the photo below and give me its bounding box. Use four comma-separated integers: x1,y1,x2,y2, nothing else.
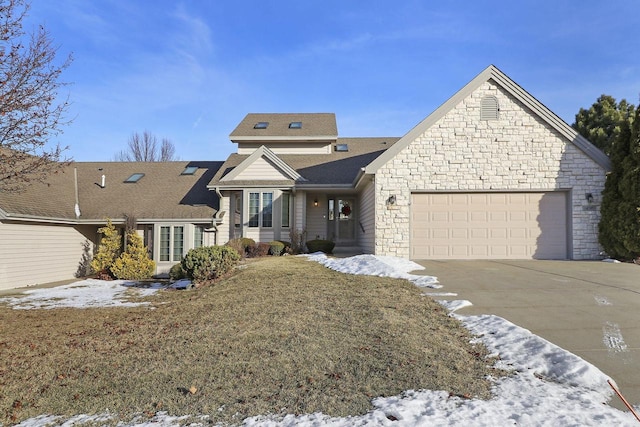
254,122,269,129
289,121,302,129
335,144,349,152
124,173,145,183
181,166,198,175
480,95,499,120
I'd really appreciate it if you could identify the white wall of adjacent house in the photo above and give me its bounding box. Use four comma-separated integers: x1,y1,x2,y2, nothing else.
357,178,376,254
0,221,95,290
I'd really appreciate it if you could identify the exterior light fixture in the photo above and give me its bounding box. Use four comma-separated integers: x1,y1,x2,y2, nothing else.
586,193,594,204
387,195,396,205
314,198,319,207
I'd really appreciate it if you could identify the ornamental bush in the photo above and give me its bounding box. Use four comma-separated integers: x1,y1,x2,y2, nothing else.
111,230,155,280
269,241,285,256
305,239,335,254
169,263,186,280
90,219,121,278
181,245,241,283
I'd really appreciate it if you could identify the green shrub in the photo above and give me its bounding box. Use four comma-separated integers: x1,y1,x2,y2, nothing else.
111,230,155,280
305,239,335,254
169,263,186,280
269,241,285,256
181,245,241,283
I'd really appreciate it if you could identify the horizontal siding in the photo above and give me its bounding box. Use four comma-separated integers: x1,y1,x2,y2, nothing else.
238,143,331,155
358,180,375,254
0,221,94,290
305,193,327,241
235,157,289,180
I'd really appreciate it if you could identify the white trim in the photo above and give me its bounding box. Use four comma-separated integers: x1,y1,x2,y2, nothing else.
220,145,306,182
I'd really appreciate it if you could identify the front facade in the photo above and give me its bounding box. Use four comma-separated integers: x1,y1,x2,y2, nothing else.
0,65,610,290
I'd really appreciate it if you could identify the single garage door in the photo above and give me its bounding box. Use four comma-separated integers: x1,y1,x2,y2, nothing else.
411,192,568,259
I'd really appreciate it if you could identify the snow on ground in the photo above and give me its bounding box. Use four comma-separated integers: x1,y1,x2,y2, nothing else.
4,254,639,426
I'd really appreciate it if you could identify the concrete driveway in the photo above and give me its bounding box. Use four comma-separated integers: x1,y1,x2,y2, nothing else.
413,260,640,412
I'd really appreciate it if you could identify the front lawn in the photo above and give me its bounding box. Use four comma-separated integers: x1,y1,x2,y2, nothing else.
0,256,498,425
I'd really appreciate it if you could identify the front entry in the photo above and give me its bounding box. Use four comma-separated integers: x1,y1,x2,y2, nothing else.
327,198,356,245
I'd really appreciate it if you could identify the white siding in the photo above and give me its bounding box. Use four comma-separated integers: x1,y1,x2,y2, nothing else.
293,190,306,234
305,193,327,240
0,221,95,290
234,157,290,180
358,179,376,254
238,142,331,155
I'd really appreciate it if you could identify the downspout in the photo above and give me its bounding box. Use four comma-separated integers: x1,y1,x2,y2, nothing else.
74,167,81,218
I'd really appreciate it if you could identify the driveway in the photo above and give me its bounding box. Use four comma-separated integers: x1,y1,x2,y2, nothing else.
413,260,640,412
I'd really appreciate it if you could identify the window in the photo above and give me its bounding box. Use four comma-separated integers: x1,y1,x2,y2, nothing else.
281,193,291,228
254,122,269,129
181,166,198,175
262,193,273,228
480,95,499,120
124,173,144,183
289,121,302,129
249,192,260,227
335,144,348,152
248,192,274,228
194,225,204,248
160,225,184,262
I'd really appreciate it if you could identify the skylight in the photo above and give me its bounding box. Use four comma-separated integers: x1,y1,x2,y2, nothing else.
181,166,198,175
289,121,302,129
124,173,145,183
254,122,269,129
335,144,349,152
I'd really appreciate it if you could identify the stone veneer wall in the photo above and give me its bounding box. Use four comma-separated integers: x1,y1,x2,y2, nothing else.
375,81,606,259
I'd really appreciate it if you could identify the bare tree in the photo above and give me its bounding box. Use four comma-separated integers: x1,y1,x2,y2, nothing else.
114,131,178,162
0,0,73,192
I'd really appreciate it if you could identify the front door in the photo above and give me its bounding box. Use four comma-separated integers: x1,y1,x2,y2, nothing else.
328,198,356,245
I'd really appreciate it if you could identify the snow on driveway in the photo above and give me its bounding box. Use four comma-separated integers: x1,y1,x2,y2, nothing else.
3,254,638,426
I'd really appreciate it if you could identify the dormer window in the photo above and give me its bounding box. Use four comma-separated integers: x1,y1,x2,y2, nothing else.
289,121,302,129
335,144,348,152
124,173,144,183
254,122,269,129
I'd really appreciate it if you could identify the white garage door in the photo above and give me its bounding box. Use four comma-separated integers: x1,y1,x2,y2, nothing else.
411,192,568,259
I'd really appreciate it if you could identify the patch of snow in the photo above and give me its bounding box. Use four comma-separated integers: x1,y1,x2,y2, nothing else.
603,321,629,353
304,253,440,288
0,279,160,310
438,299,473,312
602,258,622,263
595,295,613,306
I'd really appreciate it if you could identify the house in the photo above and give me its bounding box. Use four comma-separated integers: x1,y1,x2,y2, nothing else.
0,161,223,289
210,65,609,261
0,65,610,291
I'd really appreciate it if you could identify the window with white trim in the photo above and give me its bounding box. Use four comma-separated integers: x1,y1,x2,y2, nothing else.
194,225,205,248
248,192,274,228
281,192,291,228
160,225,184,262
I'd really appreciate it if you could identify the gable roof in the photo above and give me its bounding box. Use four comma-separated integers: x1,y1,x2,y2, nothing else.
220,145,305,182
209,137,399,189
0,161,223,223
365,65,611,173
230,113,338,142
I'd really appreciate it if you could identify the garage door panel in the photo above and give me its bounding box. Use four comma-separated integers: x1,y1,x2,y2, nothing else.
411,192,567,260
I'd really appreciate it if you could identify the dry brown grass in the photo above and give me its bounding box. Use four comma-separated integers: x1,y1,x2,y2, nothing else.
0,256,500,425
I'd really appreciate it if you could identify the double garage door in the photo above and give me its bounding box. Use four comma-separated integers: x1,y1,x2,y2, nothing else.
411,192,568,259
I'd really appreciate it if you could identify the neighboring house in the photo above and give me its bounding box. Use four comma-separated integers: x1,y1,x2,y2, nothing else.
0,65,611,291
0,161,223,289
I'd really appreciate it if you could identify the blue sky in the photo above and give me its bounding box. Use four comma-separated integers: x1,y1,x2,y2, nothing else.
26,0,640,162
